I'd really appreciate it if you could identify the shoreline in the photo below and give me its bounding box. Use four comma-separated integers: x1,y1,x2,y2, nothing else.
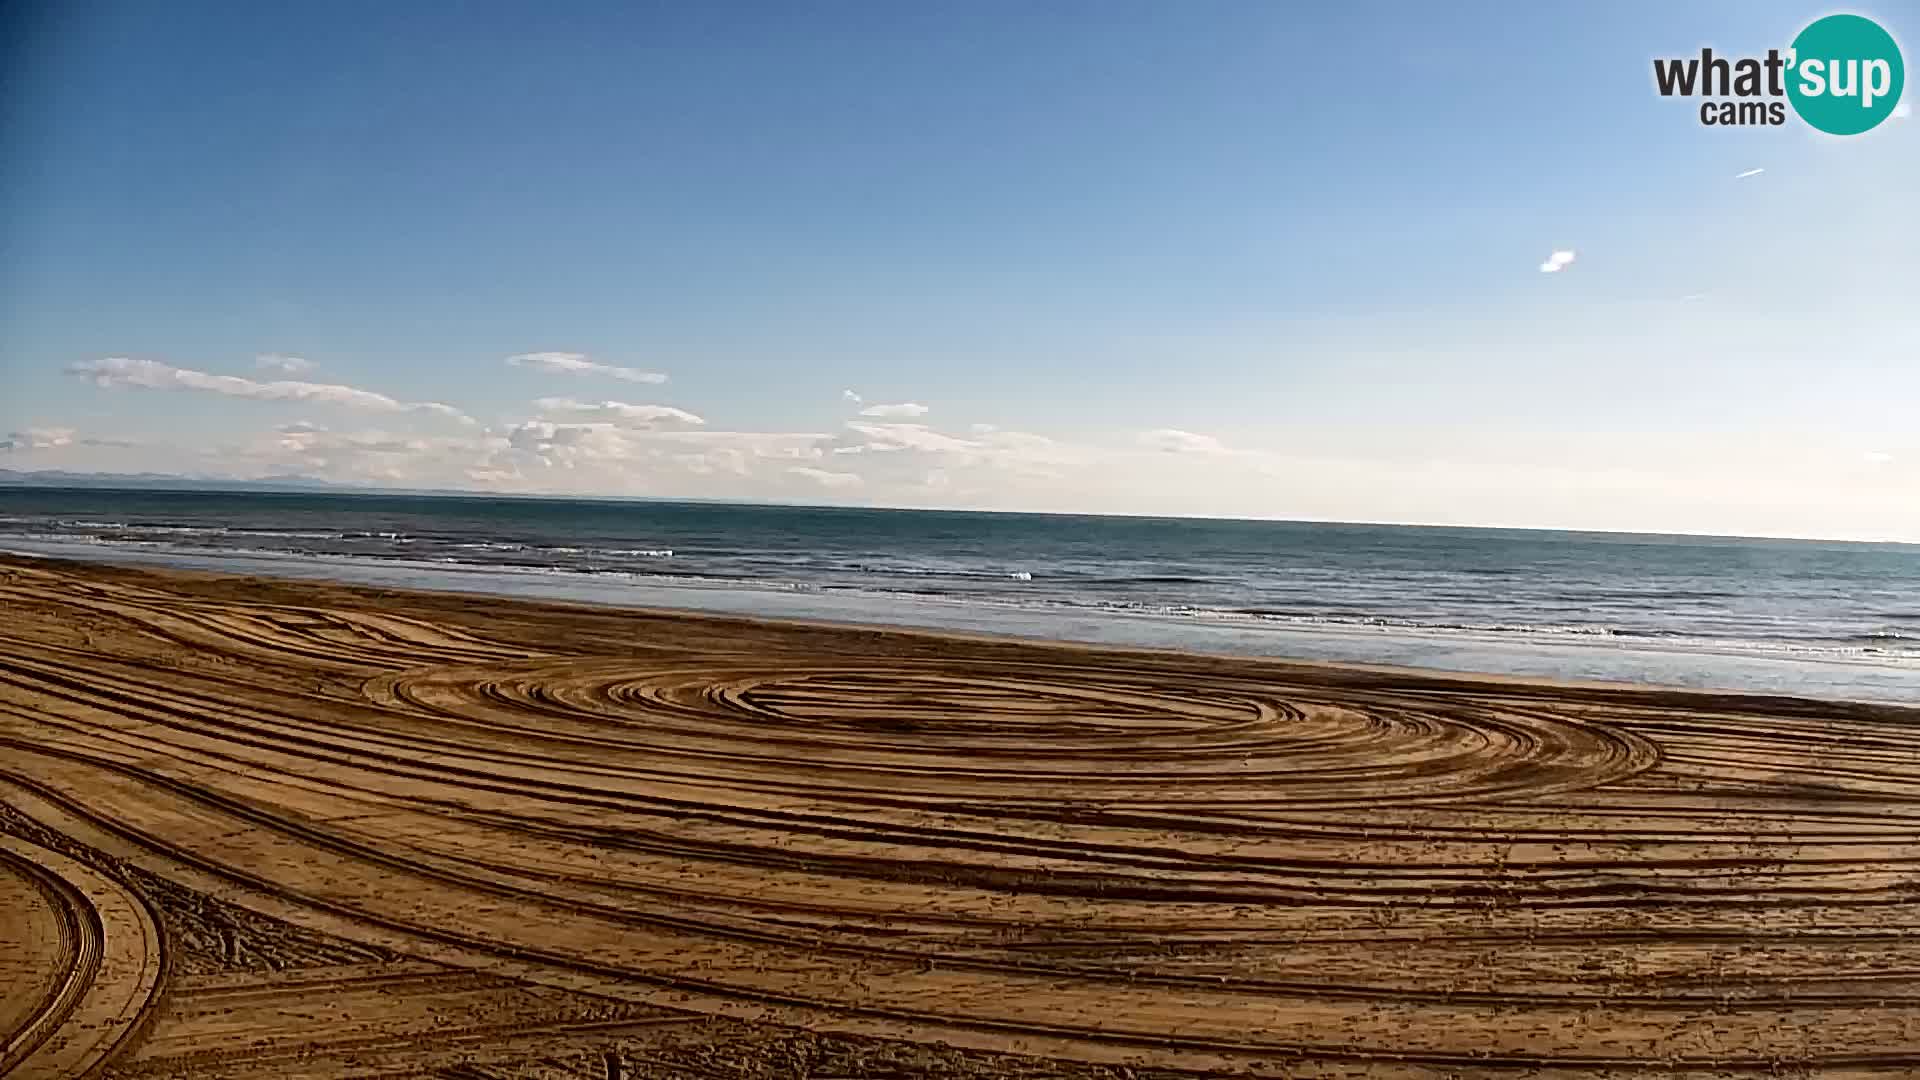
5,549,1913,719
6,542,1919,708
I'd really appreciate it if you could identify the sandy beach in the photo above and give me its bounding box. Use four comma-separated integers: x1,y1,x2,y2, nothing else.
3,553,1919,1079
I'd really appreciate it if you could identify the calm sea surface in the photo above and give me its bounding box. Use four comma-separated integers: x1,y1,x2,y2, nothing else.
3,488,1917,703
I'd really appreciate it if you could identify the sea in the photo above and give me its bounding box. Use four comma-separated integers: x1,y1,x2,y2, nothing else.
2,487,1917,704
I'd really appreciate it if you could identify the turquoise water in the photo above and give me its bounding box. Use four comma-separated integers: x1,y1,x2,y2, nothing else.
3,488,1917,703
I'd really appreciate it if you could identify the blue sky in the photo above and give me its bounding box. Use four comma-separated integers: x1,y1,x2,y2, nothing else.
3,1,1916,539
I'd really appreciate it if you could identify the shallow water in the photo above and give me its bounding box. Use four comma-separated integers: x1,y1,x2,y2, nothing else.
4,488,1916,704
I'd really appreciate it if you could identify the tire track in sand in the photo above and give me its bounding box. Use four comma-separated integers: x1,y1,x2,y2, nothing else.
4,557,1920,1077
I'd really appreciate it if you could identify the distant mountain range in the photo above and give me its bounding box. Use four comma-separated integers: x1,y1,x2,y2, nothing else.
0,468,732,505
0,468,395,494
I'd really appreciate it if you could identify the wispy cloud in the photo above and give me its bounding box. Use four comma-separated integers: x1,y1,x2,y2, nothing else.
1538,249,1577,274
1864,451,1896,465
0,426,134,452
841,421,973,453
0,427,75,451
842,389,864,405
787,466,863,489
233,423,497,485
1733,167,1765,180
505,352,666,384
1894,102,1912,120
272,428,436,455
67,357,474,423
489,419,827,480
533,397,705,428
858,402,929,418
255,353,315,374
1137,428,1230,455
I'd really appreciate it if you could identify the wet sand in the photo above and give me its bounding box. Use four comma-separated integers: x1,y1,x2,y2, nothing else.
3,553,1919,1079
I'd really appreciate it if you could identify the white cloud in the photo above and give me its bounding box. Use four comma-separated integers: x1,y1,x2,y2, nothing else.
255,353,315,374
325,434,429,454
411,402,472,422
492,419,830,480
1894,102,1911,120
506,352,666,384
635,429,828,455
1,427,75,451
1733,167,1765,180
533,397,705,429
859,401,929,418
38,402,1920,540
1538,249,1577,274
787,466,863,489
819,421,1090,490
842,389,864,405
981,429,1056,450
841,421,975,453
504,421,620,457
221,418,834,493
222,424,500,485
68,357,474,424
1136,428,1230,455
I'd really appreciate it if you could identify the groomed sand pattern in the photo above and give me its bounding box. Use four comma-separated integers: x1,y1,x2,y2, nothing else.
2,556,1919,1078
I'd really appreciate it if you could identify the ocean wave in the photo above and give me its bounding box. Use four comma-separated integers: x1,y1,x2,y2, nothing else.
86,523,225,536
6,531,1918,669
230,529,346,541
5,521,1917,669
47,520,359,543
1556,588,1744,602
853,562,1032,582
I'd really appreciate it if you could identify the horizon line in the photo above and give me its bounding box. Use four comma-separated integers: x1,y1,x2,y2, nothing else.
1,470,1913,548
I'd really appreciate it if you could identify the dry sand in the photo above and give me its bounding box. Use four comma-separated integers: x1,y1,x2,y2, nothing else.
2,553,1919,1079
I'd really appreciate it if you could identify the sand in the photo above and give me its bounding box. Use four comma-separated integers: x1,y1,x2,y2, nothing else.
2,554,1919,1079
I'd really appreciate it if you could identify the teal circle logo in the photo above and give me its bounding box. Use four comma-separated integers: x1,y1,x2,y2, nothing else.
1787,14,1905,135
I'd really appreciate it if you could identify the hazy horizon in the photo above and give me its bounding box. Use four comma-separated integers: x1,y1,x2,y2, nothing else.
7,474,1919,548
